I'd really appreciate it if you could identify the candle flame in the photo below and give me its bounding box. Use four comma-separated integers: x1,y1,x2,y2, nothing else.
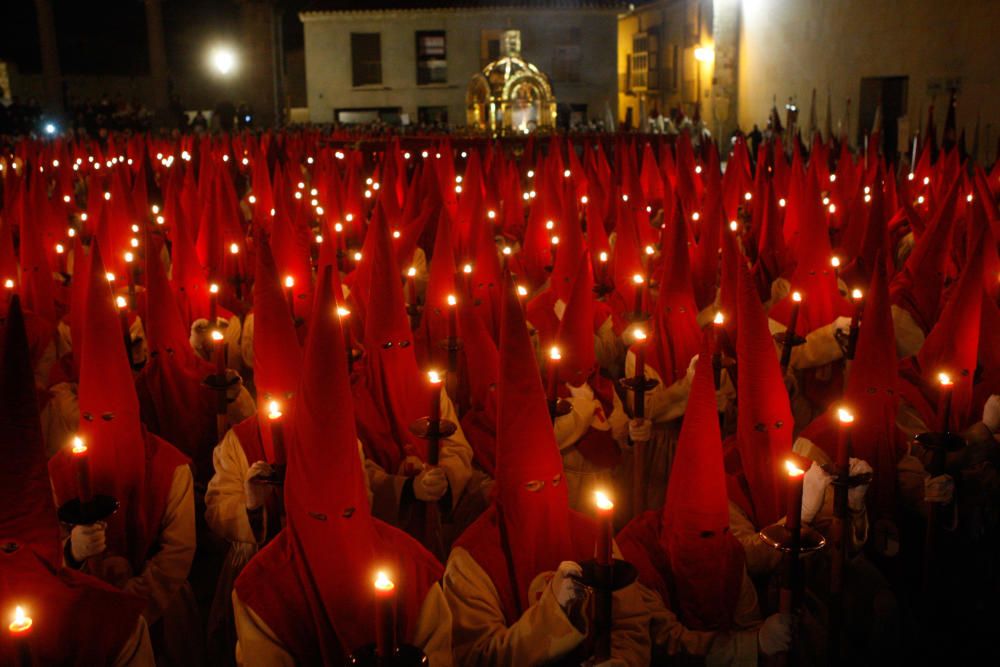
692,211,701,221
9,606,31,633
284,276,295,289
633,328,647,342
580,196,588,204
545,220,554,230
837,407,855,424
211,330,224,342
502,246,512,256
938,372,953,387
230,243,240,255
334,222,344,233
594,490,614,511
744,192,752,201
447,294,457,307
407,267,417,278
463,263,473,274
392,230,401,239
267,400,283,420
713,311,725,325
124,251,134,263
632,273,645,285
71,436,87,454
374,571,395,592
487,210,497,219
516,285,528,297
115,296,128,309
427,370,443,385
550,236,560,245
353,252,363,261
549,346,562,361
315,234,323,244
644,245,655,256
55,243,65,254
851,288,863,300
729,220,739,232
3,279,13,289
792,291,802,303
130,237,139,248
785,460,805,477
599,251,608,262
106,272,116,283
337,307,350,318
830,256,840,268
563,169,571,178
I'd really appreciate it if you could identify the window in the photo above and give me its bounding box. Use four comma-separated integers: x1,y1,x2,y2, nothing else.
481,29,504,69
351,33,382,87
629,32,657,91
418,106,449,126
551,28,581,83
416,31,447,85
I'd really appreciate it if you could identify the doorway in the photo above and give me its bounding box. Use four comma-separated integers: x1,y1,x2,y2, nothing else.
858,76,908,162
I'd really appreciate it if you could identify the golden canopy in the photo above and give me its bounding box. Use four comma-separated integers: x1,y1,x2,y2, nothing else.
466,30,557,135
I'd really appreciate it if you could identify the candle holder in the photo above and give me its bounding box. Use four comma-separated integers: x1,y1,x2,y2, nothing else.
547,397,573,421
407,417,458,440
772,330,806,350
758,523,828,554
618,376,659,395
57,494,119,527
346,643,427,667
573,557,638,662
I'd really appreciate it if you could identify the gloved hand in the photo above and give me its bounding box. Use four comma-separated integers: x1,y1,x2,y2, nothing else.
983,394,1000,434
801,461,832,523
834,316,853,337
848,457,873,511
924,474,955,504
245,461,274,510
686,354,700,382
551,561,586,612
758,612,792,656
70,522,107,562
628,418,652,443
414,466,448,502
567,382,594,402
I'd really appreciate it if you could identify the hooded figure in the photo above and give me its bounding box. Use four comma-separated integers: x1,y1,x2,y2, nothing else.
232,266,453,666
443,274,650,666
350,209,478,548
0,296,154,666
617,346,787,663
46,243,197,662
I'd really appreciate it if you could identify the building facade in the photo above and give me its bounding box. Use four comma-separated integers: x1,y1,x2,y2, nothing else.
299,1,624,128
619,0,1000,163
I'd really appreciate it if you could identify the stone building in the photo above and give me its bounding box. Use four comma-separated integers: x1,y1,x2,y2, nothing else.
619,0,1000,163
299,0,624,128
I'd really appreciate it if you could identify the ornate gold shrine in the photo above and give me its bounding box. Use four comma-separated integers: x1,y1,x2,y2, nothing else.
466,30,557,135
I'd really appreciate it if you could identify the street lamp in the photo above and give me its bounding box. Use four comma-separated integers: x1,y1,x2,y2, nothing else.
209,46,237,76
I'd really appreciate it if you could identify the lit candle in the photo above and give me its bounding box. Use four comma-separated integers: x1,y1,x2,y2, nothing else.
846,288,864,359
937,372,954,433
267,400,286,464
598,251,609,287
284,276,295,318
594,490,614,566
632,273,645,317
830,255,841,280
642,245,655,275
427,370,443,443
712,312,725,388
209,283,219,325
71,435,92,507
211,329,226,377
116,296,131,362
406,267,418,308
546,346,562,405
462,263,473,297
785,460,806,532
446,294,458,345
8,605,32,667
779,291,802,373
836,407,854,474
124,251,137,308
373,571,397,660
633,328,647,388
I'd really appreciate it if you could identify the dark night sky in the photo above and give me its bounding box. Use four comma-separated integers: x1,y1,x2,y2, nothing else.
0,0,306,76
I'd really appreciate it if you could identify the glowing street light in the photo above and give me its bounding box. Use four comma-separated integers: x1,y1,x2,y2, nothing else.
210,46,237,76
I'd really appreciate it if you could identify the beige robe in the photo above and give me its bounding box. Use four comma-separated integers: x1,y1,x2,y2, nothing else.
443,543,651,666
554,390,627,512
114,617,156,667
232,582,453,667
640,570,762,666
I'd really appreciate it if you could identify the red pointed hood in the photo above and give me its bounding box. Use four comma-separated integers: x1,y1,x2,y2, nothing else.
660,343,745,631
556,255,596,387
252,236,304,463
237,266,442,663
49,242,188,569
732,259,794,528
648,206,702,384
0,296,61,563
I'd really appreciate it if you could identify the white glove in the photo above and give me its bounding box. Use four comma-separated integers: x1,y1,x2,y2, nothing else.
834,316,852,336
983,394,1000,434
414,466,448,502
847,457,873,511
628,418,652,443
567,382,594,401
245,461,274,510
801,461,832,523
686,354,700,382
758,612,792,656
551,561,586,611
924,474,954,504
70,522,107,562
